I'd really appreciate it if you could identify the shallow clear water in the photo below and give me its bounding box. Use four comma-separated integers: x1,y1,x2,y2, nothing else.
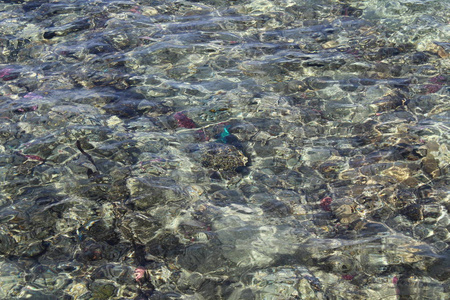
0,0,449,299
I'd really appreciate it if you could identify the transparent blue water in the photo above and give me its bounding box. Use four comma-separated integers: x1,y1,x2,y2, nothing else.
0,0,449,299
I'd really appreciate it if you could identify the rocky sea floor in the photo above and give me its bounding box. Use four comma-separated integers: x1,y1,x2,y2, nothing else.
0,0,449,299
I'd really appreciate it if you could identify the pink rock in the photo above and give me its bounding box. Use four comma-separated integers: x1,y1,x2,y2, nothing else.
424,84,442,94
0,68,12,78
430,75,446,84
0,68,18,81
173,112,196,128
23,154,45,162
23,93,43,99
320,196,333,211
134,267,147,283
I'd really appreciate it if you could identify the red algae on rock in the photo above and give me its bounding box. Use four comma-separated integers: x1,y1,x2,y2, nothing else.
173,112,197,128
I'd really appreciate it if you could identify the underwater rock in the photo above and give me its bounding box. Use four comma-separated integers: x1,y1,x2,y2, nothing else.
188,142,248,171
426,42,449,58
411,52,429,64
118,212,160,245
178,243,231,274
372,90,409,112
126,176,184,210
43,18,91,39
0,233,17,255
261,199,291,217
173,111,197,128
427,248,450,281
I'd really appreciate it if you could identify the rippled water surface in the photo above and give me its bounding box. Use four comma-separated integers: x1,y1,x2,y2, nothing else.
0,0,449,299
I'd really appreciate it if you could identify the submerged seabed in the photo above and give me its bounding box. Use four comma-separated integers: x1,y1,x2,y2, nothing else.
0,0,449,299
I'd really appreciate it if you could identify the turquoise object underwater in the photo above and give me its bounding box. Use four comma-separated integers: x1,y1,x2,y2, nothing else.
217,125,231,143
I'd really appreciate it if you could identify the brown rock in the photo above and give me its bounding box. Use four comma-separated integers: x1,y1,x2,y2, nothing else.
422,155,440,178
426,42,449,58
